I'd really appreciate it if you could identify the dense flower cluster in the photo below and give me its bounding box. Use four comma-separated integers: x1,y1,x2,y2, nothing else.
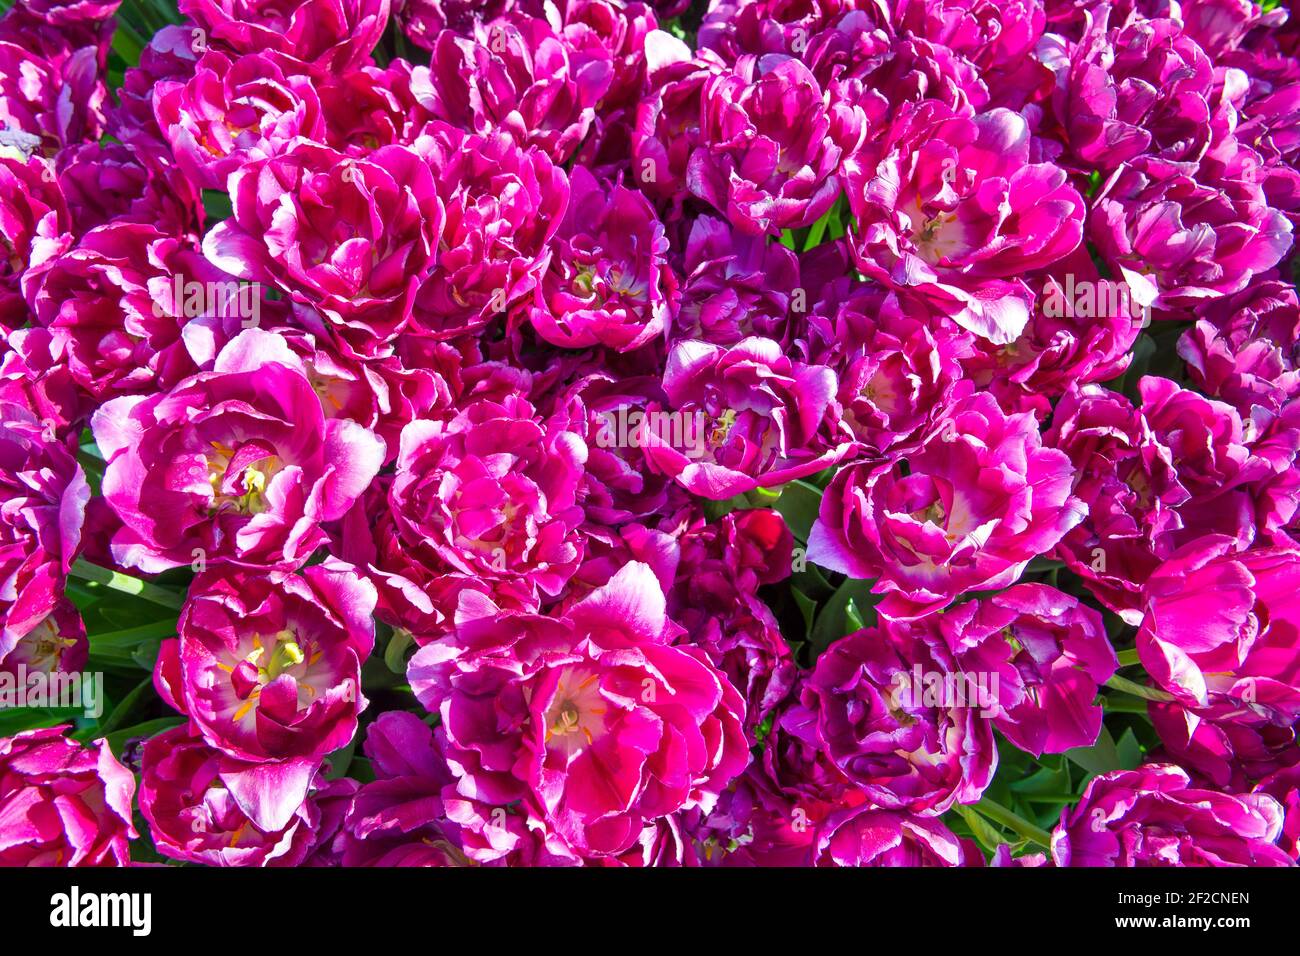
1,0,1299,869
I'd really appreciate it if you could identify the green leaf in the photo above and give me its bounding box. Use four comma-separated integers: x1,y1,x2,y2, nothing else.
971,798,1053,848
771,480,821,543
1115,647,1141,667
954,804,1007,852
384,628,415,674
1102,692,1153,715
1010,761,1072,797
1065,724,1122,775
110,19,148,68
0,708,80,737
88,620,174,675
844,598,866,632
96,676,155,736
802,198,842,251
1116,727,1144,770
790,561,835,600
702,494,746,521
325,736,359,780
809,577,877,655
791,588,817,640
202,189,234,222
69,559,185,611
1104,673,1175,702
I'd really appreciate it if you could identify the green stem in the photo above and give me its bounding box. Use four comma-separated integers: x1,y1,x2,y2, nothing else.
110,18,147,65
1102,693,1153,714
69,559,185,611
1105,673,1174,703
803,210,831,251
1019,793,1084,805
90,620,179,644
973,798,1053,849
1116,648,1141,667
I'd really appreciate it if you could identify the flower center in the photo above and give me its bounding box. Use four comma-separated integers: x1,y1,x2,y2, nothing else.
542,666,607,756
707,408,737,448
1124,466,1153,508
226,628,320,723
1001,625,1024,656
16,616,78,672
207,440,280,515
572,267,597,296
915,499,946,526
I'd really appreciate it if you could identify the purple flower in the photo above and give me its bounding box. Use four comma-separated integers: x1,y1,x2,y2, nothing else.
407,562,749,860
1256,764,1300,862
0,40,106,151
205,142,443,356
1179,280,1300,415
809,390,1085,620
1090,153,1292,318
894,0,1049,110
92,329,385,572
685,55,854,236
410,123,567,339
642,336,846,500
158,561,375,773
562,0,660,117
1051,764,1291,866
138,726,347,867
0,0,119,74
178,0,391,71
940,583,1118,755
815,805,973,867
559,373,683,528
0,156,70,333
1048,380,1298,620
340,711,474,866
0,597,87,678
699,0,890,64
0,726,136,866
27,223,219,402
105,26,201,161
675,213,800,345
526,165,676,352
669,509,798,739
793,621,997,815
153,50,325,191
413,15,613,164
0,402,88,655
806,286,973,459
374,393,587,610
54,142,202,240
311,60,429,153
813,29,989,135
631,33,727,214
395,0,517,49
844,102,1086,343
1137,537,1300,723
0,328,91,437
961,247,1144,416
1045,8,1225,172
